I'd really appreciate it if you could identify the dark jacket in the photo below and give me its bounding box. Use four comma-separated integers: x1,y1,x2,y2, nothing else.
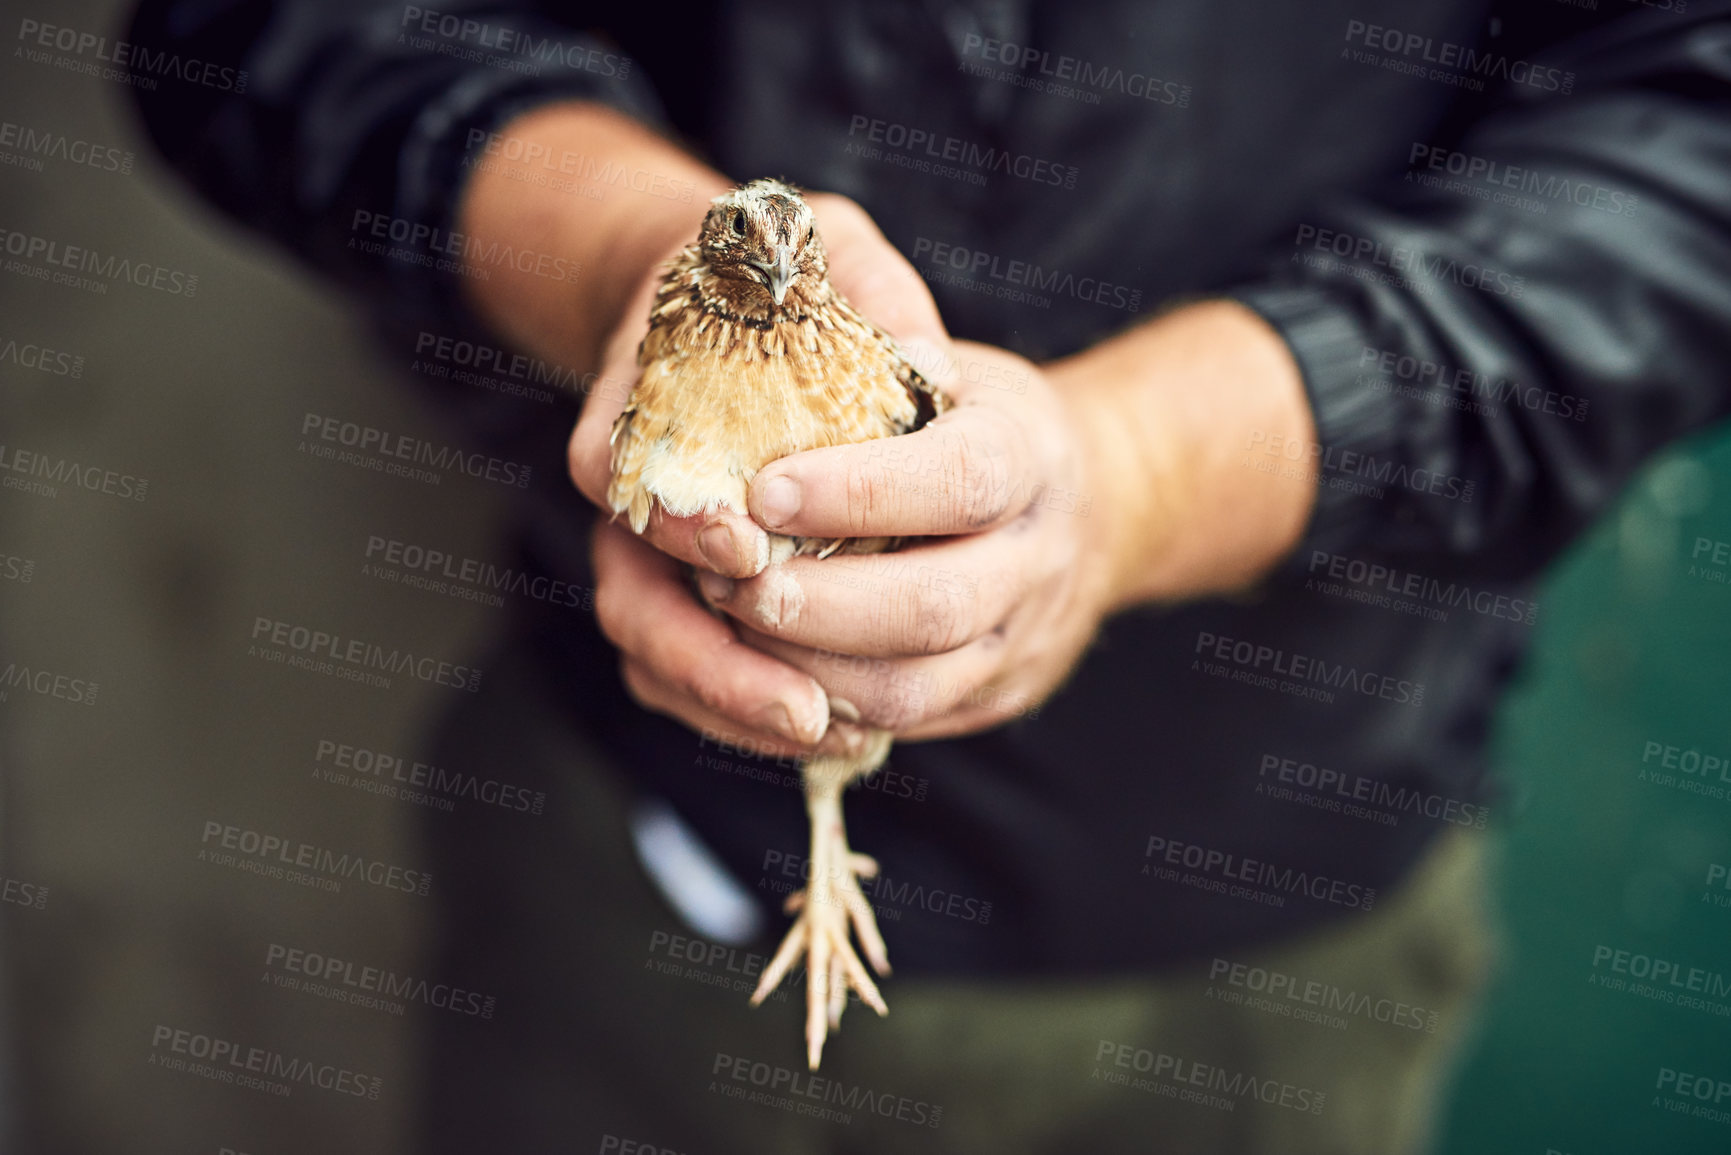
125,0,1731,973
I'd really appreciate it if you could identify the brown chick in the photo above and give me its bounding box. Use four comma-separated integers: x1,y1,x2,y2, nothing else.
607,178,950,1068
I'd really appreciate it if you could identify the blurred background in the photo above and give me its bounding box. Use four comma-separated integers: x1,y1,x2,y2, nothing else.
1,1,1728,1152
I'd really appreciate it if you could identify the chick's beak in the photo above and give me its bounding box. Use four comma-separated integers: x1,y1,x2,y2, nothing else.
754,252,795,306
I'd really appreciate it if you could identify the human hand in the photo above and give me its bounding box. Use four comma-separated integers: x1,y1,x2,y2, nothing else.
685,338,1119,740
591,337,1121,750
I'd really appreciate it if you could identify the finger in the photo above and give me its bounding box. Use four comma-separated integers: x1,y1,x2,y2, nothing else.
734,624,1012,734
567,264,663,511
626,501,773,580
617,656,870,761
747,402,1036,540
565,363,638,511
592,521,830,742
699,528,1056,657
896,700,1029,743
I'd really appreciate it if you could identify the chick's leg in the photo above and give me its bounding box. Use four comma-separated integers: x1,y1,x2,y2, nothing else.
749,731,894,1069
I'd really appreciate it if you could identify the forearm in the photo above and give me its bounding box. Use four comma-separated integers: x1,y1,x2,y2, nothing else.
455,101,731,372
1052,300,1317,612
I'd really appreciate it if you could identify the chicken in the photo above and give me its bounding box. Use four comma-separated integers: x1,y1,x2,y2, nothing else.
607,178,949,1068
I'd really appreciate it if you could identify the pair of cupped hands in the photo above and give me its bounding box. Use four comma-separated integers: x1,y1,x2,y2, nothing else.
566,192,1119,760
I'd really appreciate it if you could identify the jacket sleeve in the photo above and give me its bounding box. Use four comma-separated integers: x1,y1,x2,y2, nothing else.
123,0,668,341
1231,2,1731,581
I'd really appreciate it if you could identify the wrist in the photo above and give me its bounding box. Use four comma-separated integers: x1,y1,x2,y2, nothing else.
1051,299,1317,610
1063,370,1181,616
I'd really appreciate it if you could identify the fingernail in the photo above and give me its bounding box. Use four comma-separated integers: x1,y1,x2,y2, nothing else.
696,523,740,574
696,569,734,604
759,702,798,742
788,692,827,744
760,699,824,745
759,475,802,529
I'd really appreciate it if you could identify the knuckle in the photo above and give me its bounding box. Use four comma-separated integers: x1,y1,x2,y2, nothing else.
844,459,889,536
877,583,968,655
912,591,971,655
945,428,1012,529
865,686,925,732
682,661,735,719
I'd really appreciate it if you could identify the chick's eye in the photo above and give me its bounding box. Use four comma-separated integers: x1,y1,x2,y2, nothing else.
805,226,815,246
731,210,746,236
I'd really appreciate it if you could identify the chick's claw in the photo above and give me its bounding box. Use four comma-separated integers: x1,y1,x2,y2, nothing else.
749,810,890,1070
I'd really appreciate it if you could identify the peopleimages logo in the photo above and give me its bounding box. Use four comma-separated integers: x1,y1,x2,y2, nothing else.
1293,224,1524,299
0,227,198,296
16,18,249,92
0,118,134,175
710,1052,943,1128
249,616,483,692
199,819,434,897
149,1024,381,1099
1144,834,1376,911
910,236,1142,313
1356,344,1587,422
1207,957,1440,1033
1256,752,1489,828
1092,1040,1326,1114
0,660,98,705
0,442,148,503
1193,629,1425,708
399,6,631,79
1305,548,1538,626
299,412,532,489
0,333,84,377
313,737,547,816
845,115,1078,189
1245,429,1475,505
957,34,1192,107
362,535,590,611
348,209,582,283
264,942,497,1019
1406,143,1638,217
761,849,992,925
1,873,49,910
1342,19,1574,95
